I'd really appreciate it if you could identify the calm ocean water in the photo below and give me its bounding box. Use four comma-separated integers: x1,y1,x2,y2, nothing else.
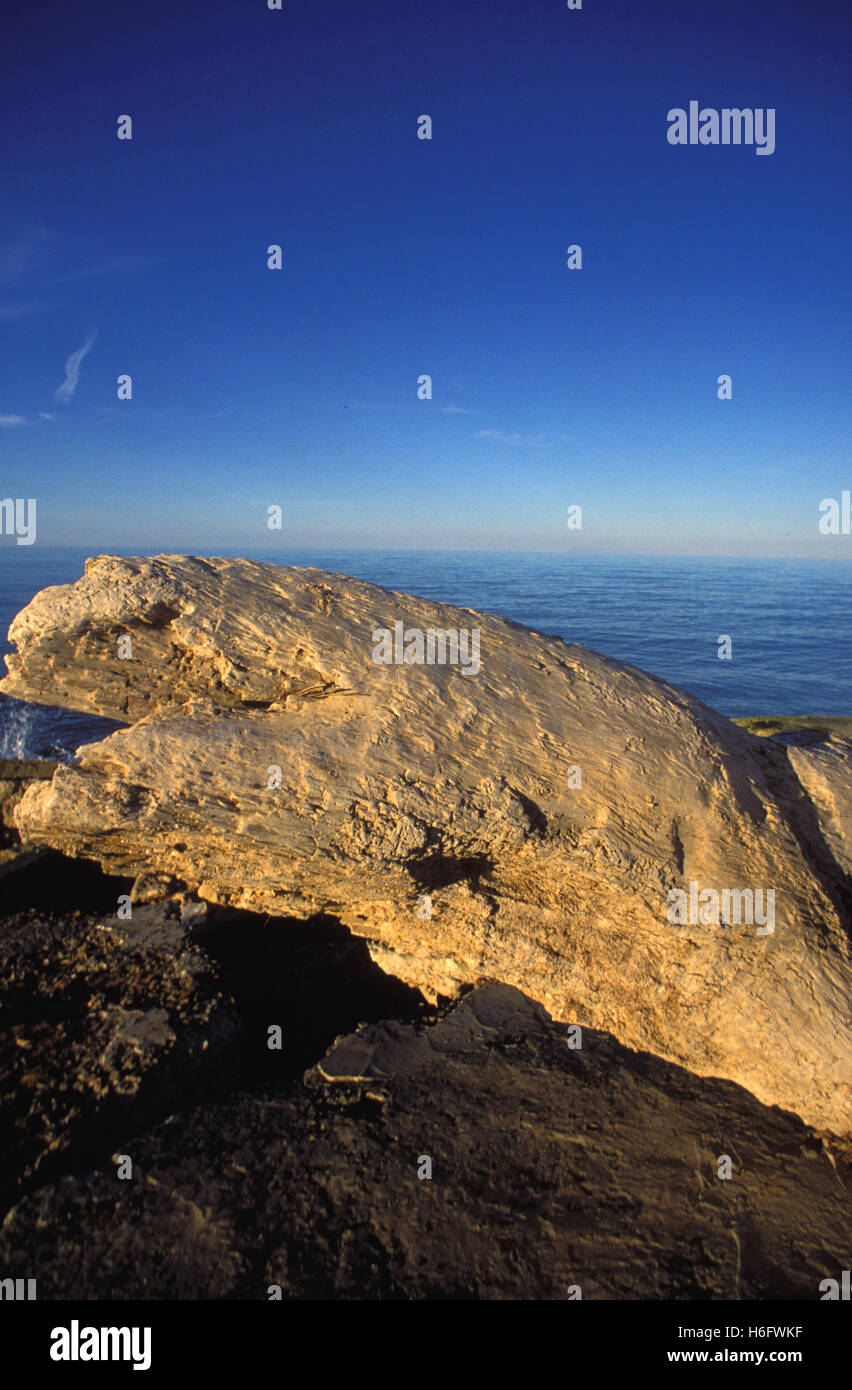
1,547,850,760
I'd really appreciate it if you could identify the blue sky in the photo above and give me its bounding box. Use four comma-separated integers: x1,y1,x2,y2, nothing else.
1,0,850,555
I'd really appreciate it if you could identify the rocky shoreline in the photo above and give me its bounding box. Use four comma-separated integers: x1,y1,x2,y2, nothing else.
1,824,849,1300
1,557,850,1300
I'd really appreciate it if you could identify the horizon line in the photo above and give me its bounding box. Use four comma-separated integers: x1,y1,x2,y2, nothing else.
3,544,849,564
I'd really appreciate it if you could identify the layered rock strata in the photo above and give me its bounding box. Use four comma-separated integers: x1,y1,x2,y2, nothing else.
2,555,850,1131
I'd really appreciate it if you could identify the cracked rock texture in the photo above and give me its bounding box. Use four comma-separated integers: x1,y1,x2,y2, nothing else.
0,900,239,1209
2,554,851,1131
0,984,848,1301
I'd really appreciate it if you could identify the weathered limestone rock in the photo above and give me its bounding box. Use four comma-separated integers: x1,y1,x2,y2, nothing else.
0,757,58,873
0,760,59,830
2,554,851,1131
784,735,852,879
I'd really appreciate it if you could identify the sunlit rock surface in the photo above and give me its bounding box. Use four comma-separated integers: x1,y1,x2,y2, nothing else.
2,554,850,1131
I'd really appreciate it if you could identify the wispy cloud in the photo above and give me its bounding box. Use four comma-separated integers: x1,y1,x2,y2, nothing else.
0,415,26,427
55,254,158,284
38,411,55,421
0,225,154,296
440,404,472,415
0,299,48,321
55,330,98,404
0,224,52,283
473,429,554,447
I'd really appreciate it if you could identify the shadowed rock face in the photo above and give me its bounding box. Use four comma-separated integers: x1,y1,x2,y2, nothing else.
0,984,849,1301
2,554,851,1132
0,901,240,1211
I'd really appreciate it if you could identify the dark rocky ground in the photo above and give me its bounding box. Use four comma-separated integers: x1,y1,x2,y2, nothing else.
1,762,850,1301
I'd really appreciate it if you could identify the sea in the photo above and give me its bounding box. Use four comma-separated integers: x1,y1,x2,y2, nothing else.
0,547,849,761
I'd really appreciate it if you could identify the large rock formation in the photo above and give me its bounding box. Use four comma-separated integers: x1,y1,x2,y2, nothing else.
2,554,851,1131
